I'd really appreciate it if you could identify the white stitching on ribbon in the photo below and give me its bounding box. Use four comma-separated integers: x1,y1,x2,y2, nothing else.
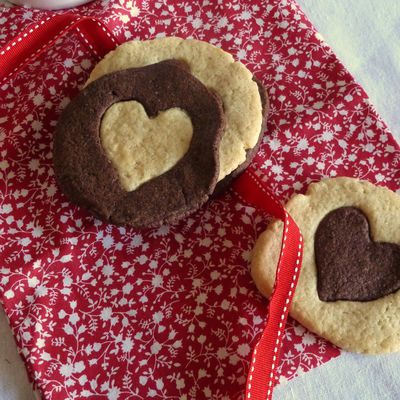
0,16,52,57
0,17,118,85
1,19,77,84
76,26,99,58
244,170,303,400
95,20,118,45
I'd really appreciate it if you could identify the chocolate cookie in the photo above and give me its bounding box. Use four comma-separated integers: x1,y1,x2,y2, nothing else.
54,60,224,228
251,177,400,354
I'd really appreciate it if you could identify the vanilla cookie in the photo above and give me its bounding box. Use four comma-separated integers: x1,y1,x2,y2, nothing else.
86,37,267,185
251,177,400,354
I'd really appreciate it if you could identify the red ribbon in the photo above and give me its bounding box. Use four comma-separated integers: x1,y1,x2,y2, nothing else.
0,14,303,400
233,169,303,400
0,14,120,83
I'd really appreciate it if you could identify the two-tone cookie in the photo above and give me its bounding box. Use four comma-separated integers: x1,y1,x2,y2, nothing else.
54,61,224,228
54,38,269,228
251,177,400,354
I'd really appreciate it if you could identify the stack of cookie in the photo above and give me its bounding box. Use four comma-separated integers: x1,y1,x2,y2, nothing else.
54,37,268,228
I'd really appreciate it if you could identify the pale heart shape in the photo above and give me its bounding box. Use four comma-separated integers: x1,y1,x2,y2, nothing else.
100,101,193,191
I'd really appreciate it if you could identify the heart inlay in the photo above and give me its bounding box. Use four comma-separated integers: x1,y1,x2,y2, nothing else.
101,101,193,191
315,207,400,302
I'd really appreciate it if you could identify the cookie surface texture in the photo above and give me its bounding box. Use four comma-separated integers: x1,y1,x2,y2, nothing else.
101,101,193,192
251,177,400,354
212,77,269,196
87,37,264,182
315,206,400,302
54,61,224,228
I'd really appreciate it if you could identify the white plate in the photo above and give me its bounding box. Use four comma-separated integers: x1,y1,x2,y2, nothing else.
8,0,94,9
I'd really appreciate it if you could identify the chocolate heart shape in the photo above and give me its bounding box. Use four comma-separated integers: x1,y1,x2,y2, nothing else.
315,207,400,301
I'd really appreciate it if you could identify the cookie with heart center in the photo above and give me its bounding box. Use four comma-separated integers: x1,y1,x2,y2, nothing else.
54,60,224,228
251,177,400,354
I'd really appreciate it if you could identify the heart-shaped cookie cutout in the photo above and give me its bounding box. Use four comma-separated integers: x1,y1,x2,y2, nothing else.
101,101,193,191
315,206,400,302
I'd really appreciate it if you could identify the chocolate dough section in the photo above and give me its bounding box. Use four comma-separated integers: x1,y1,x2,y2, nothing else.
315,206,400,302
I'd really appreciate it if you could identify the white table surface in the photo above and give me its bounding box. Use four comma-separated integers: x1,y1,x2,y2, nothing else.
0,1,399,399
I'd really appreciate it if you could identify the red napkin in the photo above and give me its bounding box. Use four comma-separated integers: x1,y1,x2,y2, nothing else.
0,1,399,399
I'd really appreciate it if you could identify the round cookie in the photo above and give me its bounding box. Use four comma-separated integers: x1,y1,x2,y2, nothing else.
251,177,400,354
86,37,266,184
54,61,224,228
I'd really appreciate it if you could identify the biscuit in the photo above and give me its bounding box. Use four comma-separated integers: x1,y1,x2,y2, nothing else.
86,37,266,184
54,61,224,228
213,77,269,195
251,177,400,354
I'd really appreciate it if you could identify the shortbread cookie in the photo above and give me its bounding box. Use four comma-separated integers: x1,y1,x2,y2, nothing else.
54,61,224,228
213,77,268,195
251,177,400,354
86,37,266,184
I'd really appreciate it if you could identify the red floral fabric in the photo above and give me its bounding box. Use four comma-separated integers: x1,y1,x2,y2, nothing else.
0,1,398,399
